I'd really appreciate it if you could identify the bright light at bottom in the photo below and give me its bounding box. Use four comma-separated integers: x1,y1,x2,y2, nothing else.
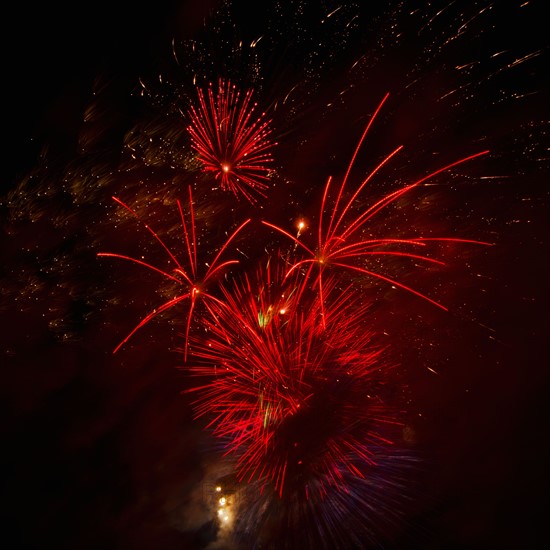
218,507,231,523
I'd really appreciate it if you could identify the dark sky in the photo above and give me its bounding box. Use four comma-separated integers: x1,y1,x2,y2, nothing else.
2,2,549,549
3,0,220,187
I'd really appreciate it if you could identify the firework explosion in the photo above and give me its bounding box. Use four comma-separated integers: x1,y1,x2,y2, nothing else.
97,87,492,546
187,78,276,203
187,262,399,498
2,1,548,549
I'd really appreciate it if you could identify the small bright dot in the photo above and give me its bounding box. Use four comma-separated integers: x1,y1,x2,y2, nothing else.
279,308,286,314
219,497,226,506
215,486,222,492
222,163,231,173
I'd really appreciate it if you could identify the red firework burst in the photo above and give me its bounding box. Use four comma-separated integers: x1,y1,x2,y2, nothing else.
187,261,402,498
97,186,250,360
187,79,276,203
263,93,492,323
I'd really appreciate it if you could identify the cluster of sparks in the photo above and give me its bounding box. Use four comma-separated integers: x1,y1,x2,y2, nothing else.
99,85,491,542
215,485,233,526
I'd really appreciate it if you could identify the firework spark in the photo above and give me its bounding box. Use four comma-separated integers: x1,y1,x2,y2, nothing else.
97,186,250,360
263,93,492,323
187,78,276,203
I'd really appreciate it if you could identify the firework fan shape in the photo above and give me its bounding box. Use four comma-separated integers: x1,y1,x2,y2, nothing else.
263,93,492,322
187,259,403,501
187,78,276,203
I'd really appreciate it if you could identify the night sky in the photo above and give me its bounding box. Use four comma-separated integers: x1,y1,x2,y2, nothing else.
2,1,549,549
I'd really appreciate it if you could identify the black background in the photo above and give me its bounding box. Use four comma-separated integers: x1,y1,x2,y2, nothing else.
2,1,549,549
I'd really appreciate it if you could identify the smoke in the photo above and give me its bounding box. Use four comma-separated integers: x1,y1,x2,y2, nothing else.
168,444,242,549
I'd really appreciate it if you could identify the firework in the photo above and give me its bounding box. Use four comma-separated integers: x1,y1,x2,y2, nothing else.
97,186,250,360
186,259,403,501
187,78,276,203
263,93,491,323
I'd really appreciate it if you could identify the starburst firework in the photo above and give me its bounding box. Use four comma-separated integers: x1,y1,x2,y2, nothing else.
187,78,276,203
98,186,250,360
